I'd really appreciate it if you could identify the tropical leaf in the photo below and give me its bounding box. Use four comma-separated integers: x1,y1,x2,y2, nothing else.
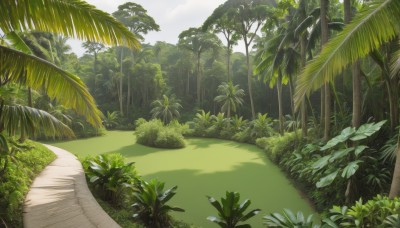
4,31,33,54
0,0,140,49
294,0,400,108
350,120,386,141
341,160,362,179
316,170,339,188
1,104,74,139
320,127,355,150
0,46,103,127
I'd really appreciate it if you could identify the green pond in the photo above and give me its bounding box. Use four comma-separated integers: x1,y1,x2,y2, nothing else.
50,131,315,227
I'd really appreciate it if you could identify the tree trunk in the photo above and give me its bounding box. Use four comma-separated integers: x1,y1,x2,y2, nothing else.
277,72,284,135
28,87,32,107
324,83,331,141
197,52,201,106
187,69,190,96
321,0,330,141
299,0,308,137
344,0,362,129
227,45,231,82
390,76,399,130
244,42,256,119
389,138,400,198
119,48,124,116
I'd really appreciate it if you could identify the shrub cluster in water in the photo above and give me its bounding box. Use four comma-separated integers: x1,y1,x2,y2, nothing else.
135,119,187,149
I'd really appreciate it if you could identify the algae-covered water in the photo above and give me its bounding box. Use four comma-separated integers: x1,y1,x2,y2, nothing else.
50,131,315,227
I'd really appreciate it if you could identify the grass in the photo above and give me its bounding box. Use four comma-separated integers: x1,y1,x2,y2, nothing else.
0,140,56,227
50,131,315,227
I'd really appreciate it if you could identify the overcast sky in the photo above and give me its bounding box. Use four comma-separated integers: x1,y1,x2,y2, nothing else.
69,0,233,56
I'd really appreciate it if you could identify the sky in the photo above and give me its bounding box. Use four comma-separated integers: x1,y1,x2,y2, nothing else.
69,0,233,56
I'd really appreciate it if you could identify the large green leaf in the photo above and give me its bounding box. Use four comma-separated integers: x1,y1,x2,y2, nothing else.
316,170,339,188
0,46,103,127
329,148,354,163
0,0,140,49
341,160,362,179
350,120,386,141
2,104,74,139
294,0,400,108
321,127,355,150
312,155,331,171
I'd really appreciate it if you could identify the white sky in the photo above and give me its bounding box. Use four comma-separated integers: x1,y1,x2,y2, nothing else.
69,0,247,56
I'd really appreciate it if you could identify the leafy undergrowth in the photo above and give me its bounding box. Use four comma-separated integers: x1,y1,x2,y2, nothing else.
96,197,198,228
0,140,56,228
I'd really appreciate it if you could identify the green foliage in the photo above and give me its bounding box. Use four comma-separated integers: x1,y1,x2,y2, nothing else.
265,195,400,228
191,110,213,137
312,121,386,188
256,131,302,162
103,111,121,129
135,119,186,149
233,113,276,143
264,209,317,228
132,179,184,228
207,191,260,228
150,94,182,124
82,153,138,206
325,195,400,227
0,140,56,227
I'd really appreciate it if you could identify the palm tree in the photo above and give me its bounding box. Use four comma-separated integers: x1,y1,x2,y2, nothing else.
150,95,182,124
292,0,400,197
214,82,245,118
0,0,140,139
221,0,275,119
203,5,241,82
178,27,221,106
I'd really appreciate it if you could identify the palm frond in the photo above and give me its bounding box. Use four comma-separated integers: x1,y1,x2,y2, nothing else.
0,46,103,127
5,31,33,54
0,0,140,49
295,0,400,108
2,105,74,139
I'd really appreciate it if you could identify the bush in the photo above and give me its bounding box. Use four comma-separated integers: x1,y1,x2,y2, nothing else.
132,179,184,228
155,128,185,149
0,140,56,227
264,195,400,227
82,153,138,206
256,131,302,162
135,119,186,149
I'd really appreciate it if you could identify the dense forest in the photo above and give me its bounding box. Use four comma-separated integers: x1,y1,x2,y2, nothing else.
2,0,400,227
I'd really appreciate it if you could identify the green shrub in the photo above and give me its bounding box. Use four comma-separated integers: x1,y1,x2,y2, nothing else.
155,128,185,149
135,119,186,149
207,191,260,228
0,140,56,227
82,153,138,206
136,119,163,147
256,131,302,162
132,179,184,228
264,195,400,227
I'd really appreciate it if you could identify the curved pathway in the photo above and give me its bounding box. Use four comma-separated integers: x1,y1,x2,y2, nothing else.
23,145,120,228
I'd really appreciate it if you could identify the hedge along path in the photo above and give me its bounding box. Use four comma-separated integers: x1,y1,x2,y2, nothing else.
23,145,120,228
51,131,315,228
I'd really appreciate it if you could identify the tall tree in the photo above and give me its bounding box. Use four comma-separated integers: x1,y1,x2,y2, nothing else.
0,0,140,138
113,2,160,116
178,28,221,106
292,0,400,197
223,0,275,119
203,5,241,82
344,0,362,130
82,41,105,96
321,0,331,141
